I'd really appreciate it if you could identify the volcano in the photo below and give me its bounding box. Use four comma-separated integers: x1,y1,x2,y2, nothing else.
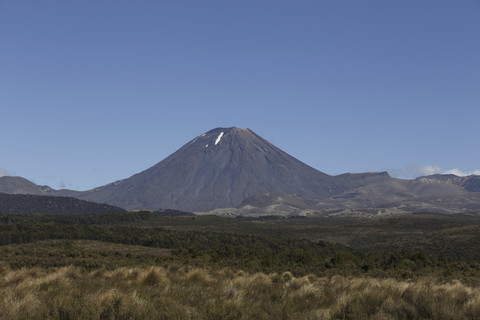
74,127,342,211
2,127,478,215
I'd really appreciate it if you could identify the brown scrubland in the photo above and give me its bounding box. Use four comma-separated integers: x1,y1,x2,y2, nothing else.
1,262,480,320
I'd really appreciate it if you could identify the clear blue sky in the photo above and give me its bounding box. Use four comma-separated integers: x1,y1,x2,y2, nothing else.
1,1,479,190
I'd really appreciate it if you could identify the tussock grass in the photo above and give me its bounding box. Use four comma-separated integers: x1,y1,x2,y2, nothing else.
280,270,294,282
184,268,211,283
140,266,169,287
2,263,480,319
0,261,10,276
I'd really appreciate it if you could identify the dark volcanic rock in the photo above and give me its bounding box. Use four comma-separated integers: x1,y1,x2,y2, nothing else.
0,193,125,214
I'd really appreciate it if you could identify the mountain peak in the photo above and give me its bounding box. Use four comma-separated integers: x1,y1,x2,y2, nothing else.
73,127,339,211
188,127,260,151
203,127,253,135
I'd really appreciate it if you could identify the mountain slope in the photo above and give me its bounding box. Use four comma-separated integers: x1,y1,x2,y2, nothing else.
74,127,342,211
416,174,480,192
315,178,470,211
334,172,392,190
232,178,480,216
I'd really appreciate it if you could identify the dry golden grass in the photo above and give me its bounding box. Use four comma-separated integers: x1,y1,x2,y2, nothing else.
139,266,170,287
184,268,211,284
1,263,480,319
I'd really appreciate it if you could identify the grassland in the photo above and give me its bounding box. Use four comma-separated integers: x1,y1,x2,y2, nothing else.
2,212,480,319
2,263,480,320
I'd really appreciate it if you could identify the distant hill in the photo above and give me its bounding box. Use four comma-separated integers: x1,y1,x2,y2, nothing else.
152,209,195,216
0,176,49,195
0,193,125,214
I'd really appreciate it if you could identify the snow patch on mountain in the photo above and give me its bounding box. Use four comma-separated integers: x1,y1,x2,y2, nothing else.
215,132,224,145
